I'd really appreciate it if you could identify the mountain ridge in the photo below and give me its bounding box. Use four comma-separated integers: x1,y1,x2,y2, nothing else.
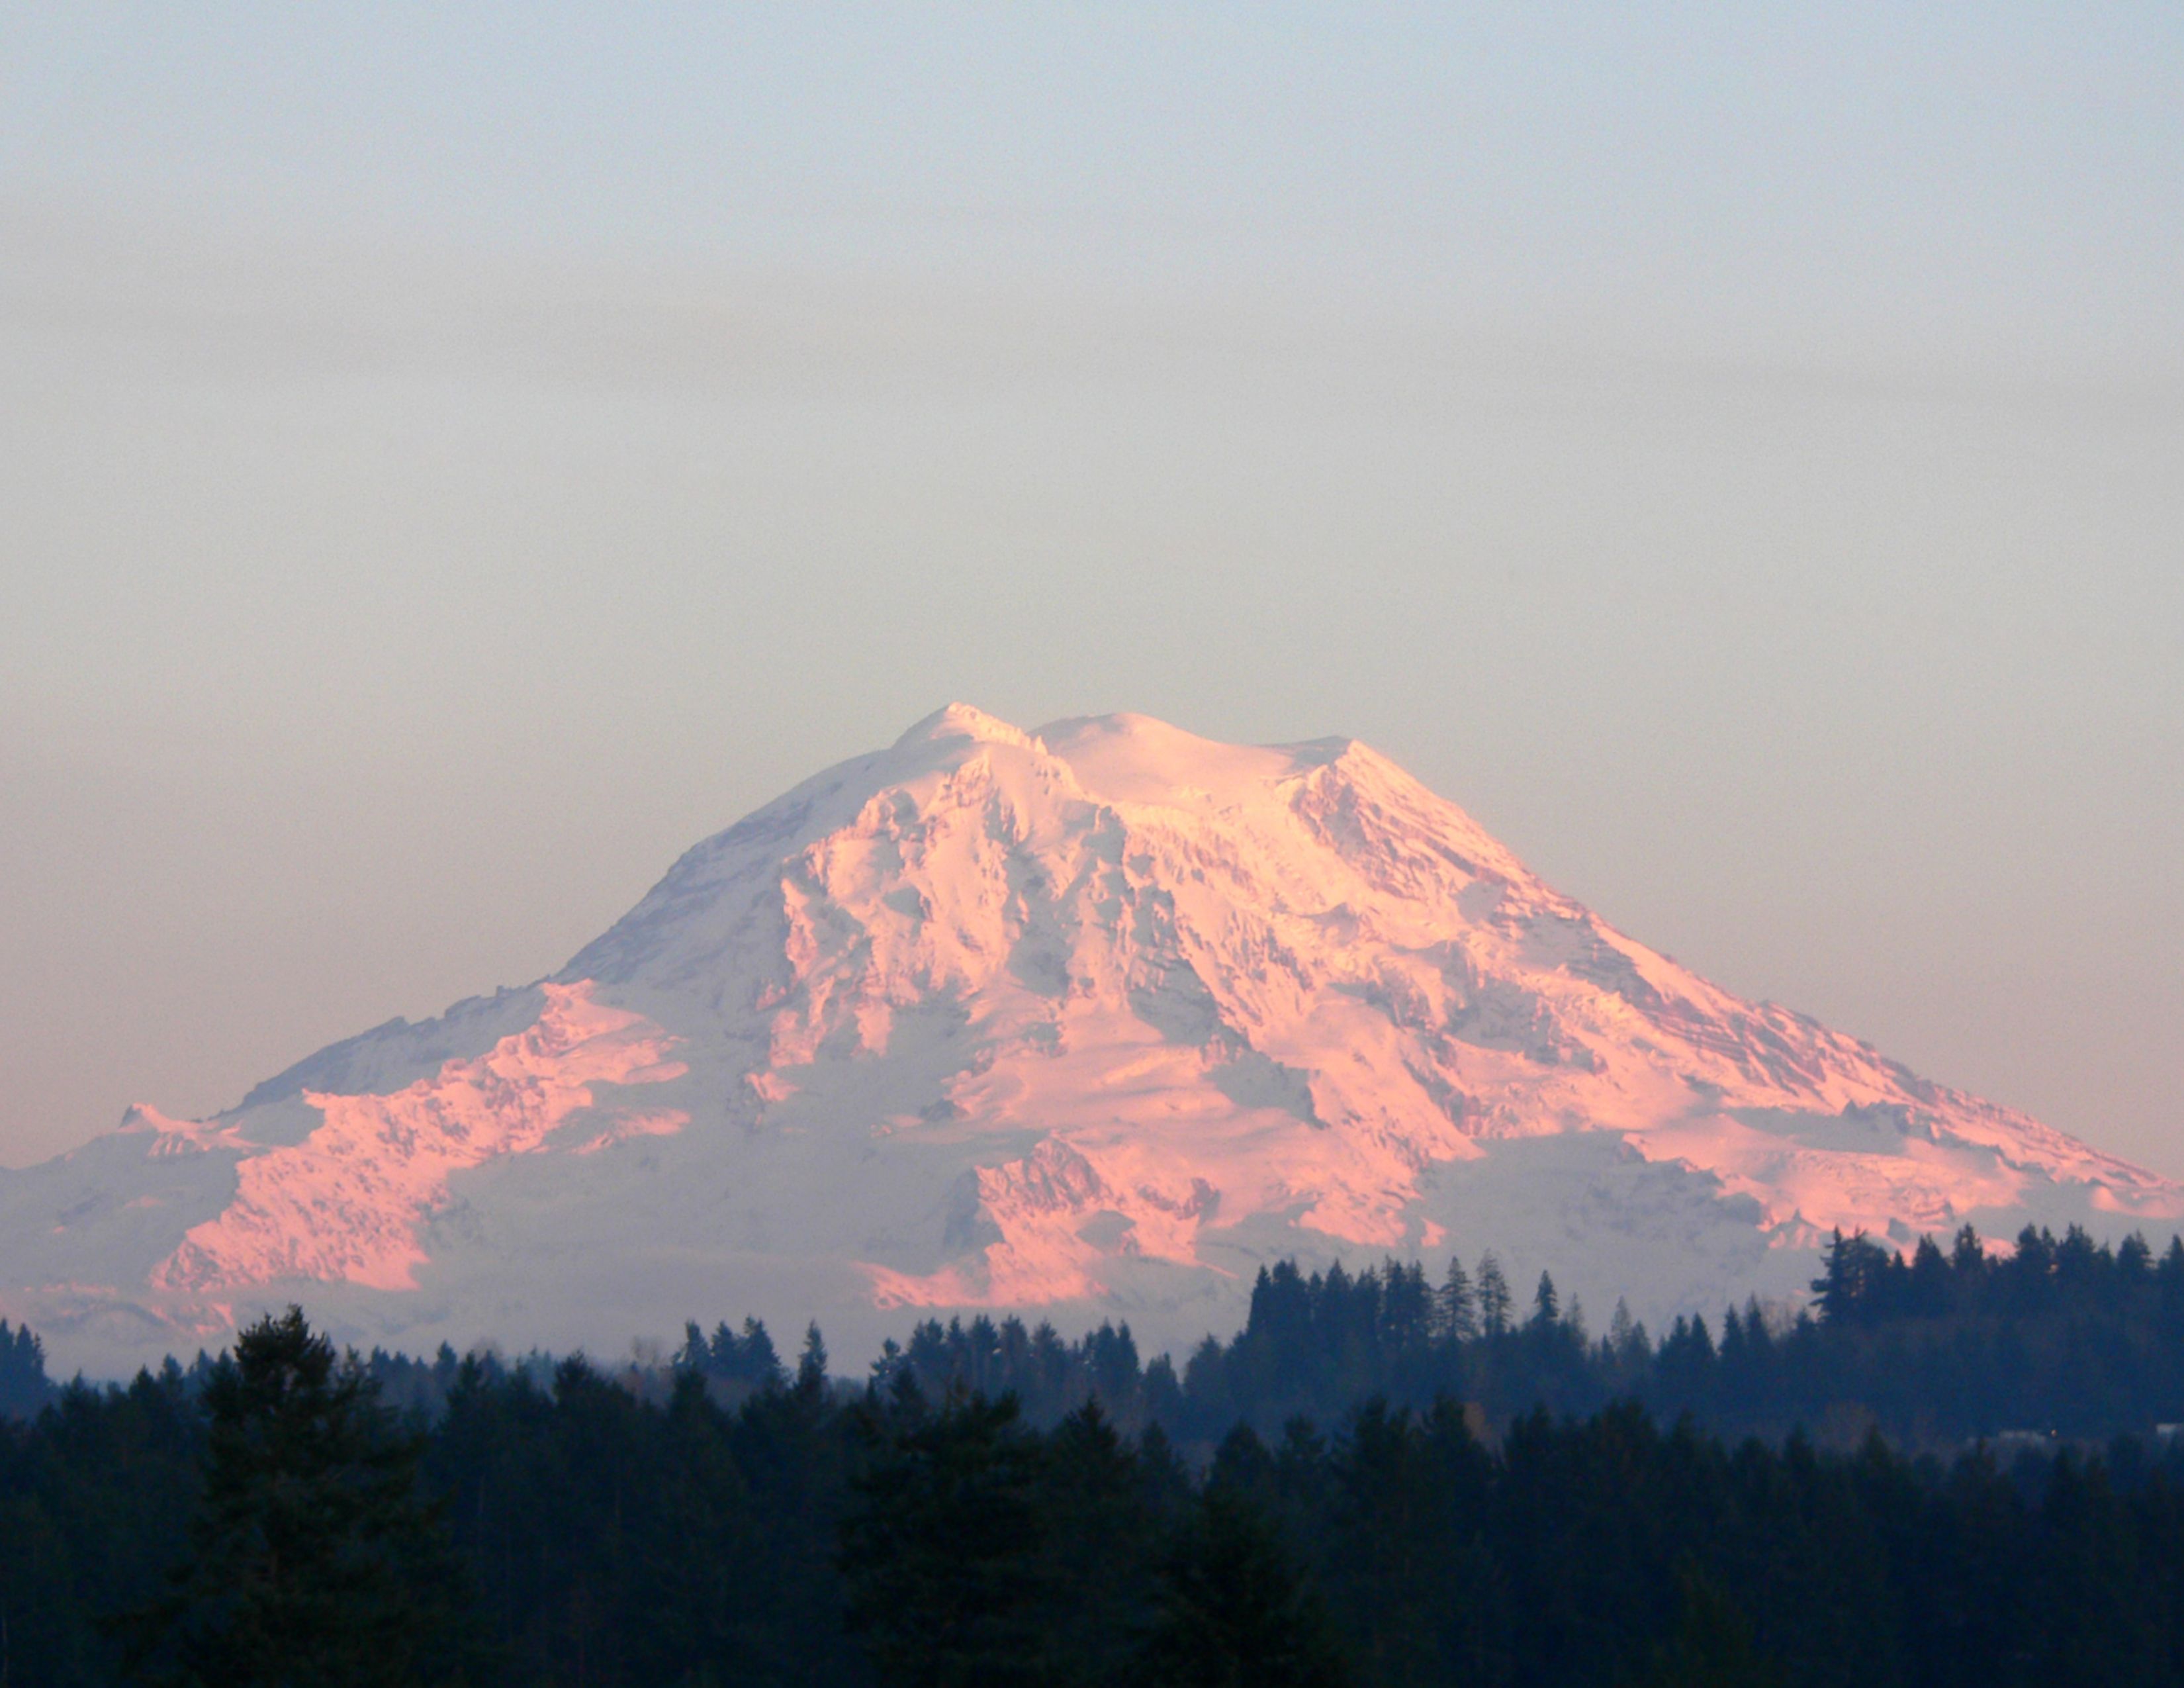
3,705,2170,1372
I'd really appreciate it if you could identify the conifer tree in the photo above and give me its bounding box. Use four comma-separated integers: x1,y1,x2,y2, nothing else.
1477,1254,1512,1336
1438,1256,1478,1344
2160,1237,2184,1337
1036,1401,1163,1687
0,1319,52,1418
736,1317,785,1387
120,1306,467,1688
1379,1259,1433,1356
839,1391,1050,1688
1907,1235,1951,1315
1950,1223,1987,1280
1133,1485,1349,1687
796,1323,831,1400
675,1319,712,1375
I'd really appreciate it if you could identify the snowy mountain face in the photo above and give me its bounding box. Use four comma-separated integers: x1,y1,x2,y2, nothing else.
5,706,2174,1372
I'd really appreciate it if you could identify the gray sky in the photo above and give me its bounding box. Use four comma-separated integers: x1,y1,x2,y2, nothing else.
3,5,2180,1176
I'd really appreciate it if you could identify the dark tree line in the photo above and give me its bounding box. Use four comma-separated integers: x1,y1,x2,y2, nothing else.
10,1225,2184,1451
9,1224,2184,1681
805,1225,2184,1448
0,1318,50,1418
17,1304,2184,1685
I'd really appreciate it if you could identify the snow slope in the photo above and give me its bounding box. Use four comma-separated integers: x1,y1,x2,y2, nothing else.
4,706,2173,1371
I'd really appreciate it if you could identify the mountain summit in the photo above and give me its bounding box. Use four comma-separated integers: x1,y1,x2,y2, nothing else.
6,708,2173,1369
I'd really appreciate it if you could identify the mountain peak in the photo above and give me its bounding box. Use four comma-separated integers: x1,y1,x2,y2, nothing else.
893,702,1036,751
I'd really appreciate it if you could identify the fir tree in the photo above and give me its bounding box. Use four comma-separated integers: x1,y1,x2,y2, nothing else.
1036,1401,1164,1687
1438,1256,1478,1344
796,1322,831,1400
2160,1237,2184,1337
0,1319,52,1418
839,1391,1051,1688
735,1317,785,1387
118,1306,467,1688
1477,1254,1512,1337
1907,1235,1951,1315
1608,1299,1645,1363
1950,1223,1987,1279
1132,1486,1349,1687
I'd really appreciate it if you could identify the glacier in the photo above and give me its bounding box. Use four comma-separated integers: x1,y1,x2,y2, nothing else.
3,704,2173,1374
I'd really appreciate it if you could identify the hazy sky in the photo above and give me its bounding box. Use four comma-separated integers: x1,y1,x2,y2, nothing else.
3,6,2180,1176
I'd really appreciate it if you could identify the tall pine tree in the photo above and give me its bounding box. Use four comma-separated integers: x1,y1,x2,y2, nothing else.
1437,1256,1478,1344
1133,1485,1349,1687
120,1306,467,1688
1477,1254,1513,1337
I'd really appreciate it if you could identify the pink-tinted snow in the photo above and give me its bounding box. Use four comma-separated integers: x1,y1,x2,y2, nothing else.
152,982,686,1293
741,708,2179,1305
111,705,2182,1327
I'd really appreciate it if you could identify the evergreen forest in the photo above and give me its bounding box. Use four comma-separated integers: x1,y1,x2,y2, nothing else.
6,1223,2184,1685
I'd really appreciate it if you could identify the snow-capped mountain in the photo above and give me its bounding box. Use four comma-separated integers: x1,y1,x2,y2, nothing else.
5,705,2173,1372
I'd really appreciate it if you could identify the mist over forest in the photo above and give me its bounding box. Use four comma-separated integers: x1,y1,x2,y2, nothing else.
10,1223,2184,1685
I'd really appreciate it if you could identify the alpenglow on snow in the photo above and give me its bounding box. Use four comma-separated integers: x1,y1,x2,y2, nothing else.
5,706,2172,1371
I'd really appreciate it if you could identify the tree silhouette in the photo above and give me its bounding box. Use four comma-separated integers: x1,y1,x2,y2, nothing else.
119,1306,466,1687
1477,1254,1512,1336
839,1389,1050,1688
1133,1485,1348,1687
